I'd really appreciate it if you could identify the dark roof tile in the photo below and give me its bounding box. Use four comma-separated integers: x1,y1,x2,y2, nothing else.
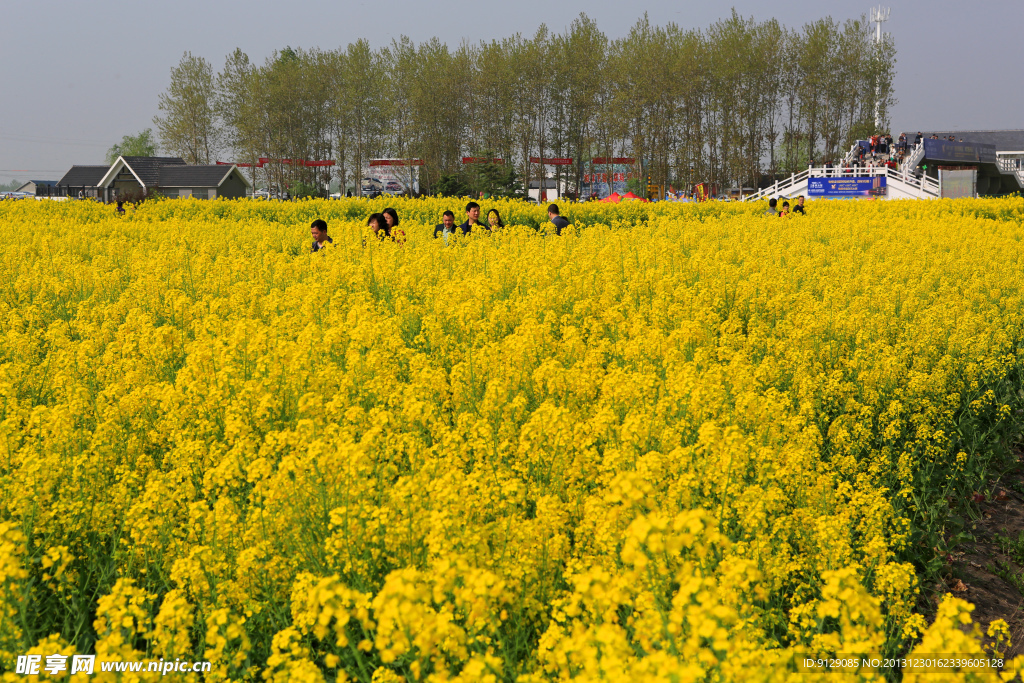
158,165,235,187
57,165,109,187
121,156,185,186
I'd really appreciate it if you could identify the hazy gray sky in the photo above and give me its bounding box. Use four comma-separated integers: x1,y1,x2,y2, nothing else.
1,0,1021,181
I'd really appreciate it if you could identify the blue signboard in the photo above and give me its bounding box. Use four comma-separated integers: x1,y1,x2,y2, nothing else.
807,175,887,197
922,139,996,164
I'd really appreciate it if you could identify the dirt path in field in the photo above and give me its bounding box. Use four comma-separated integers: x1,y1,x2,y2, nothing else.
936,447,1024,657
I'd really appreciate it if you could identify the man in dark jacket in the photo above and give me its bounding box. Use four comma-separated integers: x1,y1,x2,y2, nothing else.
548,204,570,235
434,210,456,243
459,201,484,234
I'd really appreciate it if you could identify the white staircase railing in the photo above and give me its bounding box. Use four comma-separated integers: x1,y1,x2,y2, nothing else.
842,142,862,166
747,146,1021,203
997,157,1024,189
904,141,926,170
895,165,940,196
745,168,811,202
745,164,940,202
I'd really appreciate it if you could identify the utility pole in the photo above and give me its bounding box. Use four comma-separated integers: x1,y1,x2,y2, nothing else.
870,5,890,130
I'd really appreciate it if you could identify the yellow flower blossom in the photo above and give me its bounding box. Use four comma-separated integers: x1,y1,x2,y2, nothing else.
1,196,1022,681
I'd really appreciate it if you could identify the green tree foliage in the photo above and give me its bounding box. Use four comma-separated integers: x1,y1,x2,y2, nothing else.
106,129,157,164
161,11,896,195
455,153,523,198
153,52,220,164
434,173,470,197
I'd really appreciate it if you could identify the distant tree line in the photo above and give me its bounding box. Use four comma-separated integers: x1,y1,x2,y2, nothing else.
153,11,896,196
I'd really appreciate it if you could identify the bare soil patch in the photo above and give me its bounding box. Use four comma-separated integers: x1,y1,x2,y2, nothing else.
933,448,1024,656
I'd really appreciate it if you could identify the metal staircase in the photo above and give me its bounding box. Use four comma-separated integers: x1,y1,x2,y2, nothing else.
843,139,925,168
903,141,926,170
841,142,861,166
997,157,1024,189
747,137,1022,203
744,165,940,203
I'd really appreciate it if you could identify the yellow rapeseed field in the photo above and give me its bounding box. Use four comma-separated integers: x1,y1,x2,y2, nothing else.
1,196,1024,682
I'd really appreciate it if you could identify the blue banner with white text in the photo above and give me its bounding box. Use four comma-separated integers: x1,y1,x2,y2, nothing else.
807,175,887,197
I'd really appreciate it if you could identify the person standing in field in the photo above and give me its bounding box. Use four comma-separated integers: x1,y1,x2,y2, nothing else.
547,204,569,235
434,210,456,243
765,198,778,216
310,219,333,252
487,209,505,230
383,208,400,233
367,213,390,241
459,201,485,234
369,213,405,243
792,196,806,215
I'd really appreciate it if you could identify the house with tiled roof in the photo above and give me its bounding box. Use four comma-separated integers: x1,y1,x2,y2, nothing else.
14,180,58,196
97,156,251,200
56,166,109,198
155,164,251,199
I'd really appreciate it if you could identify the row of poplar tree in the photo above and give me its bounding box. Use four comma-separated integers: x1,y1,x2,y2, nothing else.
153,11,897,197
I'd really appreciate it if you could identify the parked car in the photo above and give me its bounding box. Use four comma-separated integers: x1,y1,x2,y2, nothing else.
384,181,403,193
361,177,384,194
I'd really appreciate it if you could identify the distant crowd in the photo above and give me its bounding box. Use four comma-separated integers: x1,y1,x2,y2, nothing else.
310,201,570,252
819,130,969,175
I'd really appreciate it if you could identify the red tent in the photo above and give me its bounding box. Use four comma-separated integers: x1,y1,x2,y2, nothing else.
599,192,622,203
622,191,649,202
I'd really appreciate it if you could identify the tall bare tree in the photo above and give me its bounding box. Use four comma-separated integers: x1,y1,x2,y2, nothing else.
215,49,266,187
340,40,387,196
154,52,220,164
201,12,897,195
548,14,607,196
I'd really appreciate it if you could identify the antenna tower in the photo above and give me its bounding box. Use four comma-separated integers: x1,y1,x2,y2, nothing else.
870,6,891,129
